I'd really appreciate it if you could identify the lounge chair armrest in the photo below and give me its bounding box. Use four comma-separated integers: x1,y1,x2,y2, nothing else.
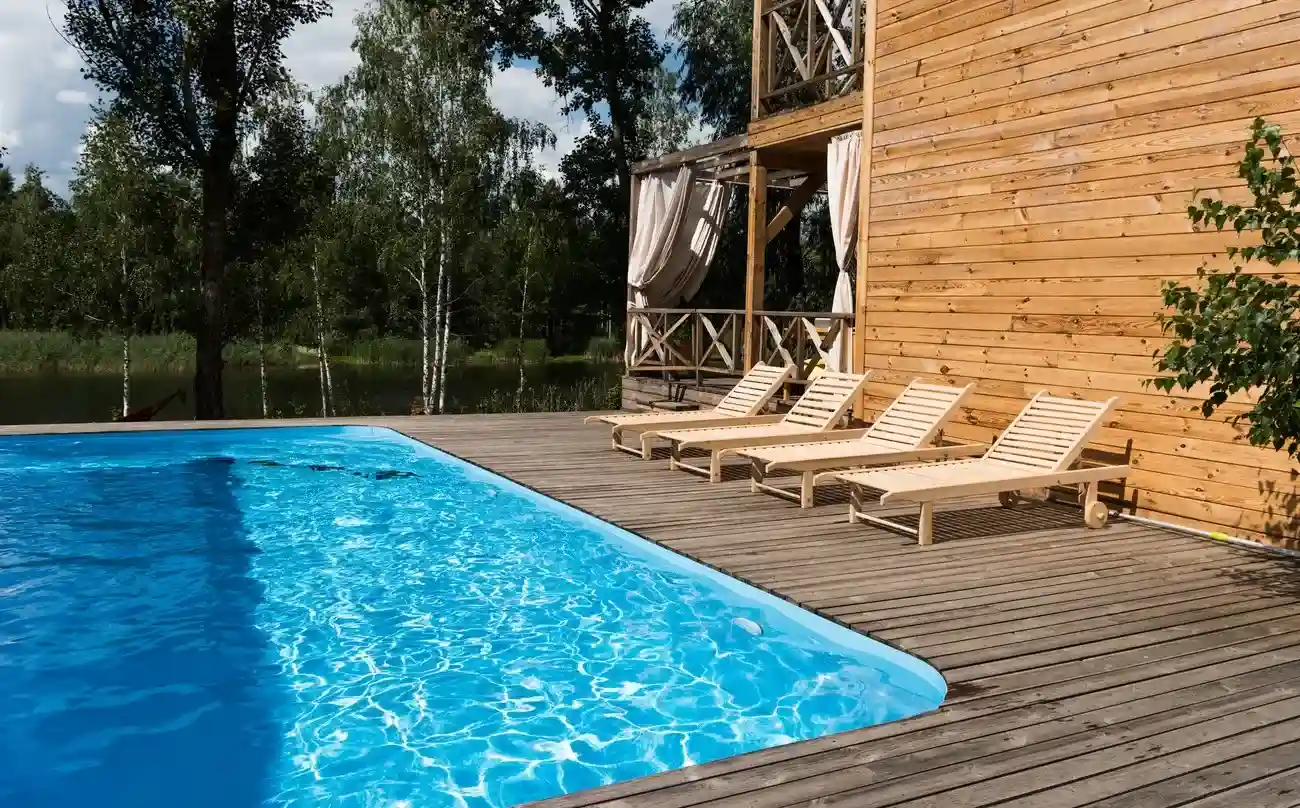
878,464,1132,504
918,443,988,460
770,428,872,445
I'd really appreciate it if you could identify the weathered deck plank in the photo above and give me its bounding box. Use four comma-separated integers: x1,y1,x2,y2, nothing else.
5,412,1299,806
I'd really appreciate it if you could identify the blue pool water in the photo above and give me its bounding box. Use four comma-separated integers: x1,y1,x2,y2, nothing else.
0,426,944,807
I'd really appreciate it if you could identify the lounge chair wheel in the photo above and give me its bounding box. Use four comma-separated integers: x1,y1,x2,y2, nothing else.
998,491,1020,508
1084,501,1109,529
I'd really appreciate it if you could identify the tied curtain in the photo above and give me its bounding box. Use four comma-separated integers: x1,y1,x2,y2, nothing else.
625,168,732,364
826,130,861,373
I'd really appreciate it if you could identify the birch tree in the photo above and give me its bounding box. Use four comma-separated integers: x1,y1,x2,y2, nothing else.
341,0,551,413
69,115,168,415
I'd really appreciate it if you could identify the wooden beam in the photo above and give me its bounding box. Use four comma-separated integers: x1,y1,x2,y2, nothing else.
747,92,863,150
852,0,876,419
752,0,765,121
766,168,826,244
630,134,750,176
745,152,768,370
761,149,827,172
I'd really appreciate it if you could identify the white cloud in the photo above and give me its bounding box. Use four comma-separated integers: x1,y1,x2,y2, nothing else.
56,89,90,105
489,66,590,178
0,0,679,193
282,0,366,93
0,1,89,189
641,0,677,36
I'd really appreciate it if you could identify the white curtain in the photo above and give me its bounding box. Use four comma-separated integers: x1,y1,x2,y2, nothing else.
826,130,861,372
652,180,731,306
625,171,731,364
625,167,695,364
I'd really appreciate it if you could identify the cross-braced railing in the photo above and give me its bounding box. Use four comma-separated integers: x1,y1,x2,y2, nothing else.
757,311,853,380
625,308,853,381
626,309,745,375
756,0,864,117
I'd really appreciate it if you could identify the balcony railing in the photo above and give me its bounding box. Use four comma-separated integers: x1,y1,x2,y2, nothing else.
626,308,853,381
755,0,864,118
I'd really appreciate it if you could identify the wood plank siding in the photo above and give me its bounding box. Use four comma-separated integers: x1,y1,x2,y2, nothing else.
853,0,1300,544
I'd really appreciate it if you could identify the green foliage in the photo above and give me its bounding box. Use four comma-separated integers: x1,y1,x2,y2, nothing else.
584,335,621,362
1152,117,1300,458
0,330,302,373
471,377,621,414
672,0,751,136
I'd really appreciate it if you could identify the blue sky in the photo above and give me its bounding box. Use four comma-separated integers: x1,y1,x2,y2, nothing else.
0,0,682,195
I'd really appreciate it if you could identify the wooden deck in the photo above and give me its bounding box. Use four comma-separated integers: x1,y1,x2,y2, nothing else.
7,413,1300,806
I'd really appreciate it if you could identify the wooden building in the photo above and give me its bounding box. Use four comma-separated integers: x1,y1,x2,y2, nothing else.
627,0,1300,545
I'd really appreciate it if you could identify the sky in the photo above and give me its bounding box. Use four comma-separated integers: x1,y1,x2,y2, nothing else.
0,0,679,195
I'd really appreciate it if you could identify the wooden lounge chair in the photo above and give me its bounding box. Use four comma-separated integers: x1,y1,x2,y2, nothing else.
834,394,1129,546
739,381,984,508
583,363,793,459
657,370,872,483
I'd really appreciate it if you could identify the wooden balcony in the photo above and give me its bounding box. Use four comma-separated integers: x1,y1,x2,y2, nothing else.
753,0,864,119
626,307,853,381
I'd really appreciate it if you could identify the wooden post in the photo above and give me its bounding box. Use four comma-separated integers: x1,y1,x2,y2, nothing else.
852,0,878,419
745,151,768,371
751,0,765,119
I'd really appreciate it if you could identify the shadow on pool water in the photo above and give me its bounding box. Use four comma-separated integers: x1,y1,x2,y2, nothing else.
0,457,286,808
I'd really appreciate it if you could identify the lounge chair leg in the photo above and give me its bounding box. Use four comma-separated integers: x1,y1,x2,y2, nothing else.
801,472,814,509
1082,481,1108,529
709,451,721,483
918,503,934,546
640,434,652,460
848,485,862,524
750,460,762,493
669,443,680,471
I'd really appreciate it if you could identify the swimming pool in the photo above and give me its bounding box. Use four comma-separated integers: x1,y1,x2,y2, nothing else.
0,426,944,807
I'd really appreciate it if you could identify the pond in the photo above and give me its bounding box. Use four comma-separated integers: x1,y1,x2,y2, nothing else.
0,363,623,425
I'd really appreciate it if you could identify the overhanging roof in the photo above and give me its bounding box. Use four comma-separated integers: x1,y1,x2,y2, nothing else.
630,133,817,190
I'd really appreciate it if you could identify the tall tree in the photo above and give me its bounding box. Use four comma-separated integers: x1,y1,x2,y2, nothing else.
69,113,175,414
335,0,552,413
533,1,664,204
0,168,75,331
64,0,331,418
672,0,751,137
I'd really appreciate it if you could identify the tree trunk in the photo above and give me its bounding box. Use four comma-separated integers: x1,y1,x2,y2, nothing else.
256,294,268,418
313,257,328,418
419,243,431,415
517,273,528,407
195,157,231,419
433,230,447,414
438,272,449,414
120,236,130,416
323,353,336,417
431,244,447,415
122,333,131,416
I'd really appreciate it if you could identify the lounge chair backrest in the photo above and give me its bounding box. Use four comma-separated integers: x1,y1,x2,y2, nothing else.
781,371,871,430
986,393,1120,472
864,381,974,450
713,363,793,416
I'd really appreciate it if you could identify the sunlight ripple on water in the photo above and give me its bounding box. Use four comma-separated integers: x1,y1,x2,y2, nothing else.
0,427,944,807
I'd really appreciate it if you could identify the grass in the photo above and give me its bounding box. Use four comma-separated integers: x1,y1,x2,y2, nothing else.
0,331,299,374
471,377,622,414
0,331,623,374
